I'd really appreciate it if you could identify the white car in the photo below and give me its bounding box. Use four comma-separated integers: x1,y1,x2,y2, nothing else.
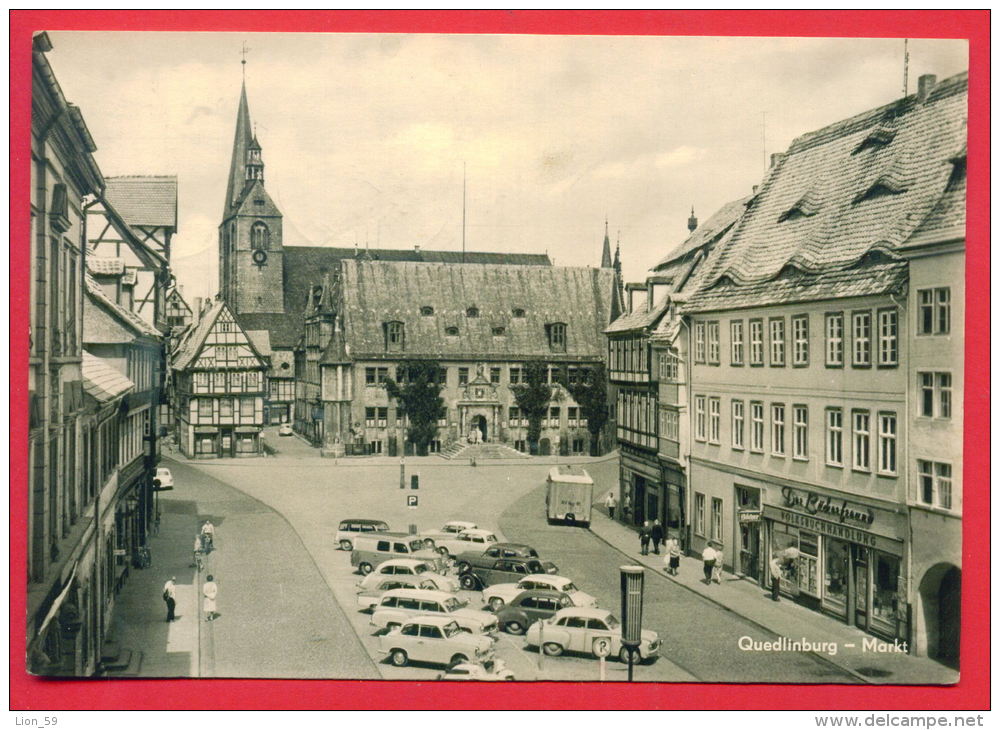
378,617,496,669
153,467,174,490
482,574,598,612
356,559,459,593
525,607,660,664
437,660,515,681
278,423,293,436
431,528,499,557
370,588,499,636
357,575,445,611
420,521,478,549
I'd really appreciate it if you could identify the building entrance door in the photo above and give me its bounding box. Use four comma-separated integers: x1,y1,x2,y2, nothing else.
739,521,760,580
472,414,487,442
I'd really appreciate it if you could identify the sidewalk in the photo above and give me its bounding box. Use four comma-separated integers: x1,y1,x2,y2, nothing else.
587,504,958,685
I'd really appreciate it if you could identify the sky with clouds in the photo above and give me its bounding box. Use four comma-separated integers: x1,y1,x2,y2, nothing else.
46,32,967,300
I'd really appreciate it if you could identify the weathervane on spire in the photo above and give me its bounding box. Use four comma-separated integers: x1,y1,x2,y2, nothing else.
241,41,250,79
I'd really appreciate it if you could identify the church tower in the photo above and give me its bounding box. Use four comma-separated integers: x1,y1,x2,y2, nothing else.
219,80,284,314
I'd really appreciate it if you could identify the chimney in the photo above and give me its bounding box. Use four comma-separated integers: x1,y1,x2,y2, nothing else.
193,297,203,320
917,74,937,103
414,244,420,253
752,185,759,195
770,152,783,168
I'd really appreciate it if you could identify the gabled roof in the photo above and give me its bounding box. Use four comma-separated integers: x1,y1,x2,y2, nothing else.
687,71,967,312
653,196,750,271
166,287,193,314
82,351,134,403
84,273,161,342
605,294,670,334
104,176,178,230
171,299,226,370
337,260,615,360
234,245,553,350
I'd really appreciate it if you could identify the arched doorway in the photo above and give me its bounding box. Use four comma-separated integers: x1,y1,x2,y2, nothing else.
472,414,487,442
919,563,961,668
538,438,550,456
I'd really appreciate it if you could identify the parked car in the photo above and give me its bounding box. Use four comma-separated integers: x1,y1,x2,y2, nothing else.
378,617,496,669
524,607,660,664
431,528,499,557
370,588,499,636
336,519,390,551
482,574,598,612
454,543,558,577
153,467,173,491
278,423,293,436
356,559,459,593
357,575,446,611
437,660,515,681
457,556,550,591
420,521,479,549
495,590,574,635
351,533,445,575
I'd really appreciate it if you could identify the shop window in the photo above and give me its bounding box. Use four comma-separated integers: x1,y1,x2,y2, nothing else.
731,400,744,450
769,317,785,366
694,493,706,537
825,313,844,366
771,524,819,597
792,314,809,366
871,552,901,630
730,320,744,366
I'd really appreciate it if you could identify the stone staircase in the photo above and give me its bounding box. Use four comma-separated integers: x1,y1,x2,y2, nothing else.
437,441,530,460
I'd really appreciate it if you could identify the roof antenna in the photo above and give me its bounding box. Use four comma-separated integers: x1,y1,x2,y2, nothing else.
462,162,467,264
902,38,910,97
761,111,767,175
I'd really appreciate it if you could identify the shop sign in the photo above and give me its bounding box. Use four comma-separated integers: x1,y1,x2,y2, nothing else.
780,486,875,528
738,509,761,523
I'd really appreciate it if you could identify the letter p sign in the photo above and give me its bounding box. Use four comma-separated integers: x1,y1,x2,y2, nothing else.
407,495,419,509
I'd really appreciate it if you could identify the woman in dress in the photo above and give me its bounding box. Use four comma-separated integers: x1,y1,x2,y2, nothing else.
203,575,219,621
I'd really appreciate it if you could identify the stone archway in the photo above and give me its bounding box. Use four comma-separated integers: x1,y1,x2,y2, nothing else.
919,563,961,668
472,414,487,442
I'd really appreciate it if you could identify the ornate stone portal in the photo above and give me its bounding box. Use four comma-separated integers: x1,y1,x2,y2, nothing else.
458,363,502,443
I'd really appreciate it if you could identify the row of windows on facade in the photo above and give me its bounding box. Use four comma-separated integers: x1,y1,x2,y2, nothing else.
192,370,264,393
30,227,80,358
690,289,950,371
192,397,260,419
362,405,588,429
363,364,591,387
382,321,568,351
125,348,157,392
360,438,589,456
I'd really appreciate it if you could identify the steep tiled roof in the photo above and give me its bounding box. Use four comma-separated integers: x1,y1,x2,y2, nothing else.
82,351,134,403
104,176,178,230
904,161,966,246
235,245,553,349
605,296,670,334
687,72,967,311
171,299,226,371
653,196,750,270
245,329,272,357
84,273,161,341
338,260,614,360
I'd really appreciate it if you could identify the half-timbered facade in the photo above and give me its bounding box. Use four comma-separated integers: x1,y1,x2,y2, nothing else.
170,300,268,458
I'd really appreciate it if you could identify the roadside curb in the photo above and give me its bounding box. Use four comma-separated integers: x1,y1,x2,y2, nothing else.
584,521,873,685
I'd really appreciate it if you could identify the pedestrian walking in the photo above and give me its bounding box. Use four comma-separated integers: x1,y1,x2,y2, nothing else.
701,544,717,584
162,576,177,622
666,536,682,576
201,520,215,552
203,575,219,621
650,520,664,555
604,491,618,521
193,535,204,570
712,543,724,583
639,521,651,555
769,555,784,601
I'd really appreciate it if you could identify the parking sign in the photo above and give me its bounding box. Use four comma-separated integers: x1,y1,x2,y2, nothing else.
406,495,418,509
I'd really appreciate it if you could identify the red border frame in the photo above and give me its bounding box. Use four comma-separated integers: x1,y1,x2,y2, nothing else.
9,10,989,711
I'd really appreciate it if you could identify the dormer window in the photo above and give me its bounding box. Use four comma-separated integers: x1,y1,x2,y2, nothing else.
853,174,909,204
547,322,567,352
512,308,526,318
420,306,434,316
492,327,506,336
251,222,270,250
385,321,405,352
853,124,897,154
466,307,479,318
777,191,821,223
445,326,459,336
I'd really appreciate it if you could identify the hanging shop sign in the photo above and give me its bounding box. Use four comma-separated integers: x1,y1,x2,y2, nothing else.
738,509,762,523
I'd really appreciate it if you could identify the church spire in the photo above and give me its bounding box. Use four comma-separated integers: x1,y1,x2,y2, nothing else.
223,80,254,217
600,218,613,268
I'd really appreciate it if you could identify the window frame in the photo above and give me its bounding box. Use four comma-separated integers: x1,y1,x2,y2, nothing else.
694,492,706,537
825,408,843,467
749,401,764,453
851,310,872,368
749,319,764,366
730,320,744,366
694,395,707,442
769,316,786,367
792,314,809,367
877,411,897,476
548,322,567,352
708,397,721,444
852,409,871,473
694,322,706,364
792,405,808,460
877,308,899,367
825,312,844,368
731,400,745,450
771,403,786,456
706,321,720,365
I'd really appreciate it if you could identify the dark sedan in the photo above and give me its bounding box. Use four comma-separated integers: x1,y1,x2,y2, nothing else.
495,589,574,635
